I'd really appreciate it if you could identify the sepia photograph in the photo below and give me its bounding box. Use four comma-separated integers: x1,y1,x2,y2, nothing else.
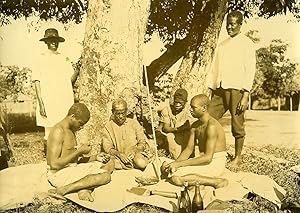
0,0,300,212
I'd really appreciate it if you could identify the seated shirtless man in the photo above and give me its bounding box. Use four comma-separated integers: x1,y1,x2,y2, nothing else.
47,103,114,202
102,99,151,170
161,94,228,188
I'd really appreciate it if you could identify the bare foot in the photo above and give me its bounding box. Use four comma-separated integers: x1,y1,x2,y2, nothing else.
228,157,242,167
215,178,229,189
78,189,94,202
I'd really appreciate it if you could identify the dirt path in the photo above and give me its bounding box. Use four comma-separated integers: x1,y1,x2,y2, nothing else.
222,110,300,149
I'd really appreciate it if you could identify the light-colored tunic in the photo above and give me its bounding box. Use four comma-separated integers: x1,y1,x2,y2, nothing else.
32,51,74,127
206,33,256,92
102,118,146,156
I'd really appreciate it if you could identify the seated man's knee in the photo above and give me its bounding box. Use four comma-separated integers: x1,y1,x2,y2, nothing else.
100,172,111,184
133,152,149,170
170,175,183,186
90,172,111,185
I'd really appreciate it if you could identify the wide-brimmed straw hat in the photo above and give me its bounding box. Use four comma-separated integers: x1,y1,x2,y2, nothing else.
39,28,65,42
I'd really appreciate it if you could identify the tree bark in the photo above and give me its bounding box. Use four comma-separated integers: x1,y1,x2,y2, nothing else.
277,96,281,111
76,0,150,149
146,38,188,89
172,0,228,97
298,92,300,111
289,96,293,111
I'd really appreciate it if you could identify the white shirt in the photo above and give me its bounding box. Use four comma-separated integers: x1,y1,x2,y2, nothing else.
32,50,74,127
206,33,256,92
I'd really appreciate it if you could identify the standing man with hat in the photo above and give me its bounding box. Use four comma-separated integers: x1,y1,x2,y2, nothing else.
32,28,79,141
157,88,195,159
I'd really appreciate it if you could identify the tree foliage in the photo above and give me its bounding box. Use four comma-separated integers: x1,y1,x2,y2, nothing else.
0,64,34,102
0,0,88,25
146,0,300,45
256,40,299,99
1,0,299,40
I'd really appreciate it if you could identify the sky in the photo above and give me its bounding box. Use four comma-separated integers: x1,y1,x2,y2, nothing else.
244,13,300,62
0,13,299,69
0,17,86,68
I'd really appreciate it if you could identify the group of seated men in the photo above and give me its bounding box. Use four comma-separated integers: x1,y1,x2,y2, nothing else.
46,90,228,202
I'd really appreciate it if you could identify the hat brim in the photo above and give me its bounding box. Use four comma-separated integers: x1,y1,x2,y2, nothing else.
39,36,65,42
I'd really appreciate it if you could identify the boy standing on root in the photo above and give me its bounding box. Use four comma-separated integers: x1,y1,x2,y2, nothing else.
161,95,228,188
47,103,114,202
206,10,256,166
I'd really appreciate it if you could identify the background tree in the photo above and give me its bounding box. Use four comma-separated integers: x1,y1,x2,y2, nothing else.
1,0,151,147
1,0,300,140
285,64,300,111
146,0,300,96
0,64,34,102
245,29,261,109
257,40,298,110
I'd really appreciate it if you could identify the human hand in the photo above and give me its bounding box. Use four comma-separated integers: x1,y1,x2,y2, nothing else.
136,142,149,152
77,144,92,155
236,96,248,115
39,102,47,117
161,161,169,178
96,152,110,163
118,152,131,164
163,162,180,176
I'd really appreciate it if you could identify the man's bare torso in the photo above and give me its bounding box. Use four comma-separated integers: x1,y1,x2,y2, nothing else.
193,117,226,153
47,123,78,167
60,128,77,161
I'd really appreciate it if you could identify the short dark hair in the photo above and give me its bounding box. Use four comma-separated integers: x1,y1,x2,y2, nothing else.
67,103,90,123
227,10,243,24
174,88,188,103
112,99,127,111
191,94,210,107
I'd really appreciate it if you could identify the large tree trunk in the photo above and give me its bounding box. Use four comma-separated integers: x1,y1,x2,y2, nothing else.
76,0,150,149
277,96,281,111
172,0,228,97
146,38,188,89
298,92,300,111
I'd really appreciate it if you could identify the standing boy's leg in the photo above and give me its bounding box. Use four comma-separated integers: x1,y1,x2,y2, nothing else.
228,89,246,166
208,88,227,120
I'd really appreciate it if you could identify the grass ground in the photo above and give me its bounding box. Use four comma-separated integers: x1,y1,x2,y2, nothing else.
3,110,300,213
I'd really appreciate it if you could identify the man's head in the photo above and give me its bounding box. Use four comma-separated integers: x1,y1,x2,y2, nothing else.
67,103,90,131
40,28,65,51
173,88,188,113
190,94,210,118
112,99,127,126
226,10,243,38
